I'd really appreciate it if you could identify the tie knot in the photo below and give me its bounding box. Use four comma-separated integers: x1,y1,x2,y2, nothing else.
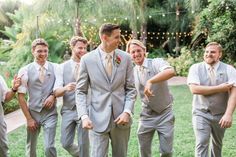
139,66,144,72
106,54,112,60
209,66,214,71
39,66,45,71
75,63,80,69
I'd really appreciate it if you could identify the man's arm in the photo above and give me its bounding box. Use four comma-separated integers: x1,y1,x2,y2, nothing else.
18,93,38,132
54,83,76,97
76,57,93,129
189,83,233,96
219,86,236,128
144,68,175,97
148,68,175,84
114,55,137,125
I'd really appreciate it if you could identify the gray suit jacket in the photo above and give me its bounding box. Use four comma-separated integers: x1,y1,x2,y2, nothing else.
76,48,136,133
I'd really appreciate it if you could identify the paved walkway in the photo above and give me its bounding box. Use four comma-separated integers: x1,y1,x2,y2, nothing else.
5,76,187,133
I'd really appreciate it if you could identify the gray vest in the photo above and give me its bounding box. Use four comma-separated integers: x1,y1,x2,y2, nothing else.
134,59,173,113
27,62,56,112
193,62,228,115
62,60,76,111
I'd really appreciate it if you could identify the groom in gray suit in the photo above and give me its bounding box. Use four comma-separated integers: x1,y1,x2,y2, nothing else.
76,23,136,157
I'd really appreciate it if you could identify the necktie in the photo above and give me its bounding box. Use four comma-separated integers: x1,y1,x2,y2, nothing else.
39,66,45,83
105,54,112,78
74,63,80,81
139,66,145,84
209,66,216,84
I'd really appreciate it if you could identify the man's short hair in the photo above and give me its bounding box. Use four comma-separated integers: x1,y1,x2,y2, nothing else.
31,38,48,50
70,36,88,48
99,23,120,36
206,42,223,53
126,39,146,53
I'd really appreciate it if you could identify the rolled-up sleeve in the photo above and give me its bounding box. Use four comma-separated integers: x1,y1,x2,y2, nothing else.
53,63,64,91
227,65,236,87
0,75,9,102
17,66,28,94
187,64,200,85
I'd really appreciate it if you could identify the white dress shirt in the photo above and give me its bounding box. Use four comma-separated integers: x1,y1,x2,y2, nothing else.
53,59,79,91
18,61,59,94
0,75,9,102
136,58,172,75
187,61,236,86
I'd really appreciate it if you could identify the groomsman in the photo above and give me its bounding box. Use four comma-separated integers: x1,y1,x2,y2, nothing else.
54,36,89,157
0,74,21,157
187,42,236,157
76,23,136,157
126,39,175,157
18,38,58,157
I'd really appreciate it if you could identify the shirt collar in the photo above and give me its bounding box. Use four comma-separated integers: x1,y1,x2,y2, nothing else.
34,61,49,70
98,46,114,60
136,58,148,69
204,61,220,71
70,59,80,66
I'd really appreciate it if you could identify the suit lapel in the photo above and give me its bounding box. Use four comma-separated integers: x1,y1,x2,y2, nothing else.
111,50,118,82
95,49,110,83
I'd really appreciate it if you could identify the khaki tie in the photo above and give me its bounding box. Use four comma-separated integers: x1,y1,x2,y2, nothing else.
139,66,145,84
105,54,112,78
74,63,80,81
209,66,216,84
39,66,45,83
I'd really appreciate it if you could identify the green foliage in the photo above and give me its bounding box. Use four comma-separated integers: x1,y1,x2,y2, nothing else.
194,0,236,62
3,97,19,114
147,47,168,58
167,46,203,76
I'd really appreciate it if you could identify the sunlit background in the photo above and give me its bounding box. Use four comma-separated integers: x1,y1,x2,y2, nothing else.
0,0,33,5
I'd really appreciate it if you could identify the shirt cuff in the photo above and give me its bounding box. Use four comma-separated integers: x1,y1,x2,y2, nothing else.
17,86,27,94
124,109,132,117
81,115,89,120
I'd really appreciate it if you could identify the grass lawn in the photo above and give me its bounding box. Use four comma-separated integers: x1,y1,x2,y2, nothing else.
7,85,236,157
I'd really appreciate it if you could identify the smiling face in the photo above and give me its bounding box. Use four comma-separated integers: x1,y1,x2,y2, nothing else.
204,44,222,66
32,44,48,65
71,41,87,61
129,43,146,65
102,29,121,50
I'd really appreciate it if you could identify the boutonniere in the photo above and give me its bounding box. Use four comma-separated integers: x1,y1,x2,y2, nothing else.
115,55,121,66
219,72,224,78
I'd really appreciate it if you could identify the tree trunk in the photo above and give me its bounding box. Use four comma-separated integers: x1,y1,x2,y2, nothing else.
75,18,83,36
140,22,147,46
175,2,181,55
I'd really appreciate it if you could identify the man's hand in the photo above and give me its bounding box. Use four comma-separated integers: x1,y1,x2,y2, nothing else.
219,114,233,128
114,112,130,125
64,82,76,92
82,117,93,129
12,74,23,90
144,80,155,101
27,118,38,132
218,83,233,92
43,95,55,109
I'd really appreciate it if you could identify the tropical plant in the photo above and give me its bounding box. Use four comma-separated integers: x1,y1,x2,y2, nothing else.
193,0,236,64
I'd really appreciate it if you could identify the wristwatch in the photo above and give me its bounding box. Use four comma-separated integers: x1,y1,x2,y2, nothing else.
50,92,56,98
11,87,17,93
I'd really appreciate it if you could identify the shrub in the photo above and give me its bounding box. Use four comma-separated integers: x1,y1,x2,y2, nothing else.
3,97,19,115
167,47,203,76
